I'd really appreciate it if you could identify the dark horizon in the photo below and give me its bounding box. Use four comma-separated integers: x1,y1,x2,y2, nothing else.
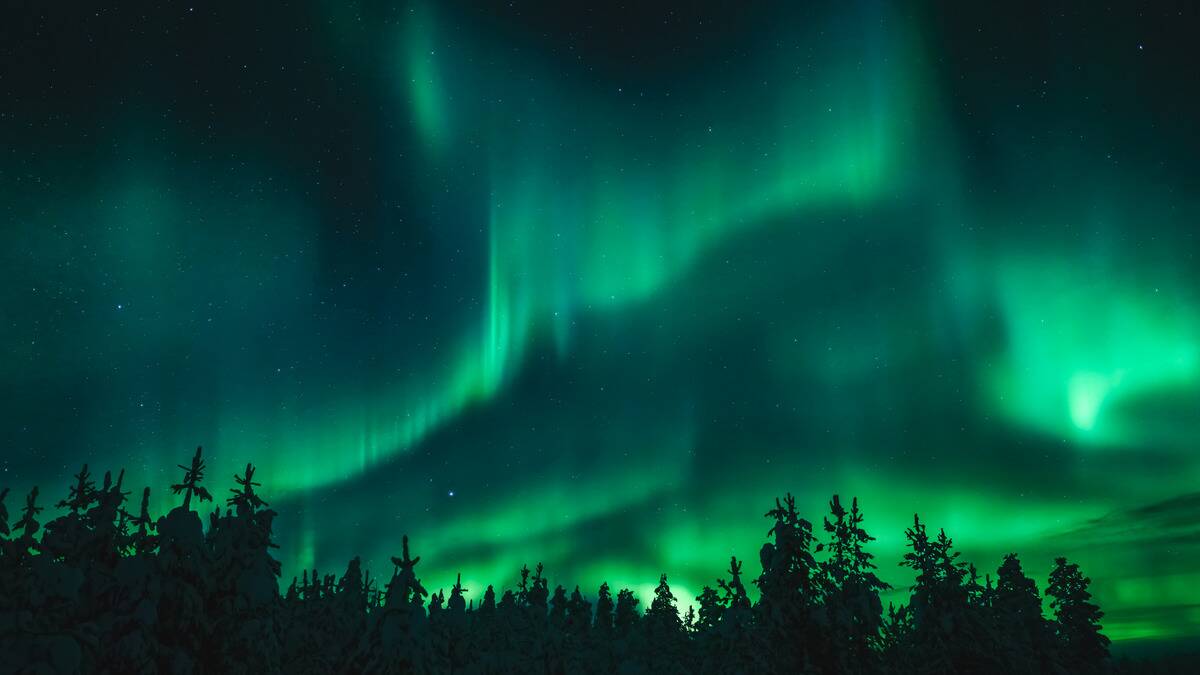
0,449,1144,673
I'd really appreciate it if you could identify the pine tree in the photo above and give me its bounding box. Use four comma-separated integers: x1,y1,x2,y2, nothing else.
88,468,130,564
43,466,104,562
14,486,43,545
564,586,592,673
879,603,915,672
694,585,724,633
647,574,682,631
226,462,267,515
566,585,591,637
613,587,642,674
205,463,282,674
714,556,761,674
127,487,157,555
547,584,570,673
448,575,466,613
337,556,367,607
494,588,522,670
365,535,430,673
755,493,819,672
615,587,641,634
965,563,986,607
154,454,211,675
644,574,687,674
443,574,470,673
899,515,989,673
550,584,568,628
1046,557,1109,673
992,553,1055,673
719,556,751,610
528,562,550,612
594,582,615,634
428,589,444,615
386,535,427,609
57,463,97,513
171,446,213,510
819,495,888,674
480,584,497,616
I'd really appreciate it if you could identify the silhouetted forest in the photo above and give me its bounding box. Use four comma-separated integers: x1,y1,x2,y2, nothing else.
0,446,1179,674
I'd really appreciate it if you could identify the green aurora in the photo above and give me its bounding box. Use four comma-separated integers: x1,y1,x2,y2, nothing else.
3,0,1199,651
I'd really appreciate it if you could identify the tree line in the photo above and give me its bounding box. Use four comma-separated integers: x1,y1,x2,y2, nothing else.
0,446,1128,674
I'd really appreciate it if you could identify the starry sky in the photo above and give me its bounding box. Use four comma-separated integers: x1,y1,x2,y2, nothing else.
3,0,1199,651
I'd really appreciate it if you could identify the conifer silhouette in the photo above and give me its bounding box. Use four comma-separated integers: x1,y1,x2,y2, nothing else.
644,573,687,674
992,553,1055,673
127,486,157,554
756,492,819,672
227,462,267,515
0,458,1134,675
820,495,888,674
1048,556,1110,672
566,585,591,636
384,534,426,610
715,555,763,674
694,585,724,633
171,446,214,509
594,581,615,634
614,587,640,633
14,485,43,542
899,514,998,673
57,463,96,512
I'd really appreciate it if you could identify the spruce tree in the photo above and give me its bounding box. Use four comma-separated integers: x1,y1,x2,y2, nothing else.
564,586,593,673
127,487,157,555
13,486,43,552
365,535,430,672
644,574,687,674
992,553,1054,673
755,493,818,672
694,585,724,634
566,585,591,637
615,587,640,634
1046,557,1109,673
57,463,96,513
444,574,470,672
594,582,615,634
820,495,888,674
171,446,213,510
155,448,212,674
226,462,267,515
647,574,682,632
900,515,991,672
549,584,568,623
713,556,762,674
590,581,617,673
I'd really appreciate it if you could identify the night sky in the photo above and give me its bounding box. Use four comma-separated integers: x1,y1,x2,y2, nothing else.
3,0,1199,649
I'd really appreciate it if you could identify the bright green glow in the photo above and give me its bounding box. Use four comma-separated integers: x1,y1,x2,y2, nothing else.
1067,371,1120,431
983,254,1200,446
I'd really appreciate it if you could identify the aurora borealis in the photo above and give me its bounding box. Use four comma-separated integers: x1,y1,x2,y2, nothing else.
3,0,1200,652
